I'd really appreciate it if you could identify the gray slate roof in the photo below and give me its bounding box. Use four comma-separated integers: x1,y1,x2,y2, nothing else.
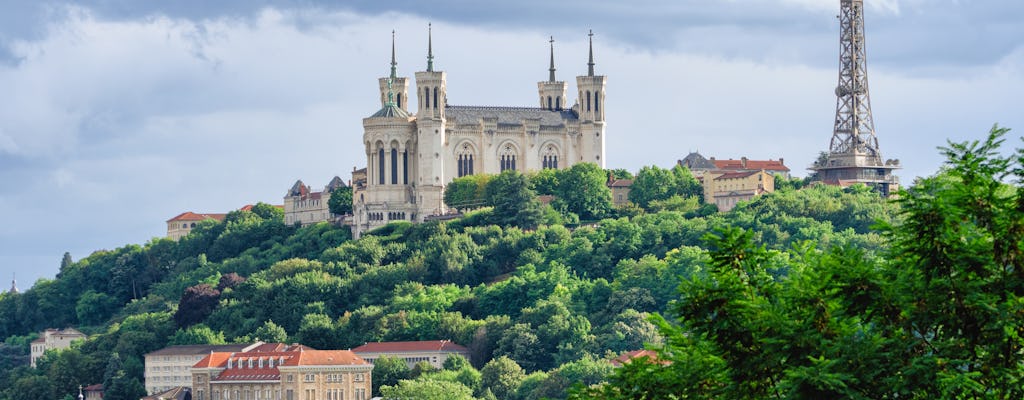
446,106,577,127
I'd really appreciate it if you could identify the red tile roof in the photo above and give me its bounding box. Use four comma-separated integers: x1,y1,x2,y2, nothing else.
611,350,664,366
713,158,790,172
714,171,761,180
352,340,469,354
167,212,227,223
607,179,634,188
195,349,368,382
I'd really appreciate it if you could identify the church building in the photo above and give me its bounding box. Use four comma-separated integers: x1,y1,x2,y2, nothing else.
353,27,607,235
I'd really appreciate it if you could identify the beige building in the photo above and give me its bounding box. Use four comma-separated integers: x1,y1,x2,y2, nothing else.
30,328,86,367
352,340,470,369
166,212,227,241
703,170,775,212
679,152,791,180
352,30,607,236
284,177,346,226
607,177,634,207
144,343,267,395
191,347,372,400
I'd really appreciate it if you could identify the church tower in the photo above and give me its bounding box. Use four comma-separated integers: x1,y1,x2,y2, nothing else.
379,31,410,112
576,30,607,167
538,37,567,111
413,23,448,218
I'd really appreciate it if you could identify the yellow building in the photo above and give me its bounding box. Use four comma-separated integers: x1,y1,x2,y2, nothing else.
352,340,470,370
703,170,775,212
607,177,634,207
166,212,226,241
144,343,267,395
191,347,372,400
30,328,86,367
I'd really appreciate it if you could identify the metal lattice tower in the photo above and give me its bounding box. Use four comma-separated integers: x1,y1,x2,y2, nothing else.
814,0,899,194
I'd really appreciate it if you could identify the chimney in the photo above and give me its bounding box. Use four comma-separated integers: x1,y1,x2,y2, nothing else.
779,158,784,165
741,157,748,168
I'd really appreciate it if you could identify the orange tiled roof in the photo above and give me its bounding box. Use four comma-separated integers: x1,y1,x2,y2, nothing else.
196,349,367,381
714,171,761,180
167,212,227,223
713,158,790,172
611,349,663,366
352,340,469,354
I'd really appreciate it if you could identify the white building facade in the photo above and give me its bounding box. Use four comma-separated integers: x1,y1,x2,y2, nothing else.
352,30,607,236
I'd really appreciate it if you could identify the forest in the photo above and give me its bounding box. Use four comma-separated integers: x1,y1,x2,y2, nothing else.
0,126,1018,399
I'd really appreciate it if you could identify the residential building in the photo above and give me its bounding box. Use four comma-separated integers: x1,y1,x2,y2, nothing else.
352,340,470,369
607,177,634,207
703,170,775,212
284,176,346,226
610,350,665,367
166,212,227,241
30,328,86,367
83,384,103,400
191,347,372,400
144,343,266,395
352,29,607,236
679,152,791,179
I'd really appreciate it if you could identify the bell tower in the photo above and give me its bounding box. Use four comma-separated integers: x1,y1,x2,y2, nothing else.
576,30,607,167
378,31,409,112
538,36,568,111
414,23,448,218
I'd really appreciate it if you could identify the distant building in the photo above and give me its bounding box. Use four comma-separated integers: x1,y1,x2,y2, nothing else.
8,274,17,294
679,152,791,179
166,204,283,240
703,170,775,212
191,347,371,400
610,350,665,367
607,177,634,207
352,340,470,369
141,386,190,400
166,212,227,241
283,177,346,226
83,383,104,400
30,328,86,367
144,343,267,394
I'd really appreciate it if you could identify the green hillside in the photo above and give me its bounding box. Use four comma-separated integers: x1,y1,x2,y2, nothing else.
2,127,1021,399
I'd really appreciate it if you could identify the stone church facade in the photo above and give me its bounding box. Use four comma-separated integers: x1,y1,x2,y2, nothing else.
352,30,607,236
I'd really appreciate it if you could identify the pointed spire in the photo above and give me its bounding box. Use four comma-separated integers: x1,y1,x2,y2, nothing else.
587,29,595,76
427,23,434,72
390,30,397,79
9,273,17,294
548,36,556,82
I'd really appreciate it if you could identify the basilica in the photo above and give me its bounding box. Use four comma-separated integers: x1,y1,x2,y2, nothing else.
352,28,608,236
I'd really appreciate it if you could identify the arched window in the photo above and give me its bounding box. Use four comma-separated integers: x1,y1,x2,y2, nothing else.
433,87,439,109
391,148,398,184
378,148,385,185
541,145,558,169
555,97,561,110
424,87,429,108
456,142,474,177
190,223,196,228
182,223,187,229
586,91,591,112
499,143,517,172
397,93,402,108
595,92,600,113
547,96,552,110
403,150,409,184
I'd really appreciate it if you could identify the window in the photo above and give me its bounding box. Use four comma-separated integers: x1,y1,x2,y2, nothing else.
197,390,204,400
354,388,366,400
556,97,561,110
396,93,402,108
433,87,439,109
542,145,558,169
456,143,474,177
287,374,295,382
377,148,385,185
305,373,316,382
586,91,591,111
595,92,600,113
286,390,293,400
402,151,409,184
547,96,552,110
391,148,398,184
354,373,366,382
499,144,517,172
423,87,429,108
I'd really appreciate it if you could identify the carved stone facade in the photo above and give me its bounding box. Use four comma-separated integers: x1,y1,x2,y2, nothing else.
352,30,607,236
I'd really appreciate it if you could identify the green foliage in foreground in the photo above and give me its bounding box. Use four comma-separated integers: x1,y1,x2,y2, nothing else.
572,125,1024,399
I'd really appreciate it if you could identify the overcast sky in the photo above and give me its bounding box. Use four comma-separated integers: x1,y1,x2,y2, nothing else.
1,0,1021,288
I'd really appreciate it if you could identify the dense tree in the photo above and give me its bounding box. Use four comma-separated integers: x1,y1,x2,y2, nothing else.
252,320,288,343
628,166,676,209
555,163,612,220
168,324,226,345
75,290,119,326
486,170,544,229
445,174,491,210
327,186,354,216
372,356,411,396
173,284,220,327
380,379,475,400
480,356,525,400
